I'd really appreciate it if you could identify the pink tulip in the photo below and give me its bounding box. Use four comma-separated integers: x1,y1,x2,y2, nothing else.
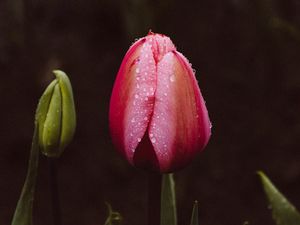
109,32,211,173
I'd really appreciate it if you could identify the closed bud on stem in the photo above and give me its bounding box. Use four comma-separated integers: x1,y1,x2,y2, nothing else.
35,70,76,157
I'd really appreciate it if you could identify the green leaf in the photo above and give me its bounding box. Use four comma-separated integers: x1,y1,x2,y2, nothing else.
160,173,177,225
11,125,40,225
104,203,122,225
190,201,199,225
258,171,300,225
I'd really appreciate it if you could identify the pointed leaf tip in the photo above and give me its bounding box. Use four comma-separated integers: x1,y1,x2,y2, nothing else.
190,200,199,225
258,171,300,225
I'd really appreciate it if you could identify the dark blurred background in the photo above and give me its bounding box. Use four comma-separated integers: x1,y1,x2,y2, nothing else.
1,0,300,224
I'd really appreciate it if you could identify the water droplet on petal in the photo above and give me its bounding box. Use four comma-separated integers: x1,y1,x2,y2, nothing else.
136,68,140,73
135,94,139,99
170,75,175,82
151,137,156,143
137,138,141,142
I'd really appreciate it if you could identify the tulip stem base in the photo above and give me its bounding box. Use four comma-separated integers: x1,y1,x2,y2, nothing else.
48,159,62,225
147,172,162,225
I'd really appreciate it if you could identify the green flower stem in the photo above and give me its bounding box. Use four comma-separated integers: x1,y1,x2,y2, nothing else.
48,159,62,225
12,125,39,225
147,172,162,225
160,174,177,225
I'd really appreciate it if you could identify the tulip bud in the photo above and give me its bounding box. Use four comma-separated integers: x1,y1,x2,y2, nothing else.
109,32,211,173
35,70,76,157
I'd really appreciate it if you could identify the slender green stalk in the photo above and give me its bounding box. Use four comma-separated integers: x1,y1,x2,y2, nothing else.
160,174,177,225
48,159,62,225
147,172,162,225
12,125,39,225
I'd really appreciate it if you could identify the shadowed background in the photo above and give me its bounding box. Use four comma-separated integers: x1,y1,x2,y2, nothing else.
1,0,300,224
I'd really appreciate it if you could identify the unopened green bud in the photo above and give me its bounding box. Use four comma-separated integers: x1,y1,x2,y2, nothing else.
35,70,76,157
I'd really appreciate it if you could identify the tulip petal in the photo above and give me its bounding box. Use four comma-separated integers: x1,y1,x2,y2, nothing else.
110,39,157,164
42,84,62,156
148,52,211,172
54,70,76,153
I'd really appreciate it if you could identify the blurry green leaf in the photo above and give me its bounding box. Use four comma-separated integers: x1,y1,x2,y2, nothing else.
190,201,199,225
258,171,300,225
11,125,39,225
104,203,122,225
160,173,177,225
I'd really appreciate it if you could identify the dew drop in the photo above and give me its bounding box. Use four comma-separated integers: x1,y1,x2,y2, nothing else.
137,138,141,142
144,116,148,121
131,118,135,123
164,93,168,96
136,68,140,73
135,94,139,99
170,75,175,82
151,137,156,143
149,133,153,137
